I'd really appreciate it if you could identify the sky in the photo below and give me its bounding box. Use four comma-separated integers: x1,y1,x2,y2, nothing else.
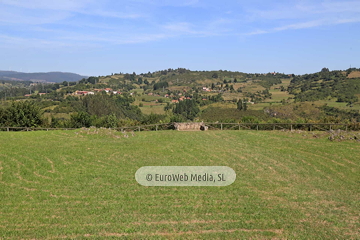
0,0,359,76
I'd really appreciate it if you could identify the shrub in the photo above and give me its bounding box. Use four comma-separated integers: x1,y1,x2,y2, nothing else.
1,101,44,127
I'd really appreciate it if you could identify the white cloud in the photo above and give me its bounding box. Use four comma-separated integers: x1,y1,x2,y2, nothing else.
115,33,169,44
1,0,359,46
245,30,269,36
245,0,360,35
85,9,142,19
246,17,360,35
0,8,71,25
0,34,98,49
319,1,360,13
163,22,195,33
1,0,94,11
0,0,144,24
161,20,231,38
273,19,325,31
133,0,199,7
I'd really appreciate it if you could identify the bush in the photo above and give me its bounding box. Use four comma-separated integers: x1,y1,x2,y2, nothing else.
1,101,44,127
69,111,92,128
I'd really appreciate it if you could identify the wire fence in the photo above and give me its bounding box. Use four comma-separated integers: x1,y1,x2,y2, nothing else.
1,122,360,132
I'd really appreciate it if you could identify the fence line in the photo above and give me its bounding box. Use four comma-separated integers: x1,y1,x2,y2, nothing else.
1,122,359,132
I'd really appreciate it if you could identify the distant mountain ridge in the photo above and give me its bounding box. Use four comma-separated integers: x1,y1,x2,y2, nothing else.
0,71,87,83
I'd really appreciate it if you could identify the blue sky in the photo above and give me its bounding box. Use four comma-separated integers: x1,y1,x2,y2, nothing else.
0,0,359,76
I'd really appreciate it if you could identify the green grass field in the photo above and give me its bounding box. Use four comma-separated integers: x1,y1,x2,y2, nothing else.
139,104,166,115
313,98,360,111
1,130,359,239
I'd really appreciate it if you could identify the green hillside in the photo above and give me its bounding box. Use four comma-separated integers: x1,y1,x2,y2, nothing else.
1,130,359,239
1,68,360,128
288,68,360,104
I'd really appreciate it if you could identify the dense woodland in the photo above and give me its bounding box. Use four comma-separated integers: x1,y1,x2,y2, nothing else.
0,68,360,128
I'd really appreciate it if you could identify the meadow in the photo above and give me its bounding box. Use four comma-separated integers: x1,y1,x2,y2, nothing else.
0,129,359,239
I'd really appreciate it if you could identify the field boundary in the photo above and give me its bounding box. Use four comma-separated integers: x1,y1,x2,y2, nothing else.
1,122,359,132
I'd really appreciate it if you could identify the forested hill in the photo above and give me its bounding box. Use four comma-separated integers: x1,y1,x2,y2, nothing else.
288,68,360,104
0,71,87,83
98,68,290,90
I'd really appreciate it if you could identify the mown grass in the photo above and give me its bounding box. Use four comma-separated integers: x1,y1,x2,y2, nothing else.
200,107,270,122
249,102,283,110
313,98,360,111
139,104,166,115
265,90,294,103
0,130,359,239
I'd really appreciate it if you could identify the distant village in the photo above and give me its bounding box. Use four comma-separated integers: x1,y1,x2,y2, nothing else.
23,85,255,104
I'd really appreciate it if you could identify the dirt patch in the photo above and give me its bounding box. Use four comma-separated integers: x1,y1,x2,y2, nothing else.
347,71,360,78
20,187,37,191
33,171,51,179
46,158,56,173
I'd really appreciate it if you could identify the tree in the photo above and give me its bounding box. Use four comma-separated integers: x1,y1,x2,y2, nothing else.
164,102,172,111
242,98,248,111
103,113,118,128
237,99,243,111
87,76,99,84
173,99,200,120
2,101,44,127
321,67,329,73
153,82,169,90
70,111,92,128
130,72,136,81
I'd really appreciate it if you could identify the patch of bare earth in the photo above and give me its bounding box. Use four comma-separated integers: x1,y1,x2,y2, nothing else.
347,71,360,78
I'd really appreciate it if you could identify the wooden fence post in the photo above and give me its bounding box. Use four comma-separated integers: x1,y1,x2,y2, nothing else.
221,123,223,130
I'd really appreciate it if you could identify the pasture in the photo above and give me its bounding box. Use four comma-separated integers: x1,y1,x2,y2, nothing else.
0,130,359,239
